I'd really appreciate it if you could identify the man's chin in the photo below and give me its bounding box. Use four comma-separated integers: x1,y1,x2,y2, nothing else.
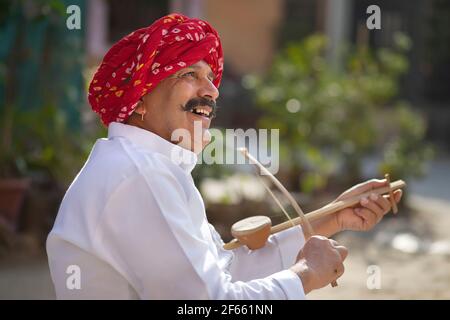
175,138,209,155
171,122,211,154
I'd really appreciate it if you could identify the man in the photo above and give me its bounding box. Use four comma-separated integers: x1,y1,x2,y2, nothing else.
47,13,402,299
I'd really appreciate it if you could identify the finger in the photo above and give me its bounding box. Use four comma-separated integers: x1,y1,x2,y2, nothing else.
335,245,348,261
360,196,384,221
329,239,339,247
334,262,345,278
344,179,387,198
309,235,327,243
355,207,377,229
367,192,389,211
394,189,403,203
373,193,391,212
383,190,402,214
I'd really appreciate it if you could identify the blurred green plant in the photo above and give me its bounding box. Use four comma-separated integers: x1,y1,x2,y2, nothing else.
0,0,90,186
0,104,104,186
247,33,433,193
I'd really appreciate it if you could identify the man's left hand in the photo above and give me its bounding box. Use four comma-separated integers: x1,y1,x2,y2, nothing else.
333,179,403,232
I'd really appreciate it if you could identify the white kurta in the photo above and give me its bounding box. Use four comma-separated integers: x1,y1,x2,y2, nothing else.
46,122,306,299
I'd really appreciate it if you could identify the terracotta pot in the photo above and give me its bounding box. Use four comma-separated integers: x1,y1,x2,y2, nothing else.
0,178,31,231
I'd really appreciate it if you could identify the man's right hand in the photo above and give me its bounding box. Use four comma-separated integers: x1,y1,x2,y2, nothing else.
289,235,348,294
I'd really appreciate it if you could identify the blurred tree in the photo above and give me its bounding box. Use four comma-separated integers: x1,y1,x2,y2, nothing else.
12,104,104,185
424,0,450,102
248,33,432,193
1,0,88,180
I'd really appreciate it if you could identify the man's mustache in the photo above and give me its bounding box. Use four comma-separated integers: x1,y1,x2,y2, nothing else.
182,97,217,118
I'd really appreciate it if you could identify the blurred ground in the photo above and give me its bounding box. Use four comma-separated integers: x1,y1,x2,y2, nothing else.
0,254,54,299
309,193,450,299
1,157,449,300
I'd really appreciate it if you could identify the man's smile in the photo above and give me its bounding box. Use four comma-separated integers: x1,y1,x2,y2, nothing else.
182,96,217,120
186,107,212,128
189,105,213,118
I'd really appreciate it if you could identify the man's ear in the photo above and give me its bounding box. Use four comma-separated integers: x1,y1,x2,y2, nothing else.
134,98,146,114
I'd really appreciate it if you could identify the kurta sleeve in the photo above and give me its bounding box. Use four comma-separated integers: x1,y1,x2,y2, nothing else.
93,165,306,300
220,225,306,281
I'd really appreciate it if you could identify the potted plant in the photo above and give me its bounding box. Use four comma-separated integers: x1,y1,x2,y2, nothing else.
0,105,31,232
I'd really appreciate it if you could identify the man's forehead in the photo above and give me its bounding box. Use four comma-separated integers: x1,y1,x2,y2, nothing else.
189,60,211,69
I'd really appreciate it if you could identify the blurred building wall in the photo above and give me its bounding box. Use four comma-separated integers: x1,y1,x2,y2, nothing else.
205,0,284,75
0,0,86,128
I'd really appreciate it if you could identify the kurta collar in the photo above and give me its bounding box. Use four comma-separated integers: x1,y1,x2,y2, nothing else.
108,122,198,173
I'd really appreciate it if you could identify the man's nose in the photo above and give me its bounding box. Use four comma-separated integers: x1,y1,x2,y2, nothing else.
198,78,219,101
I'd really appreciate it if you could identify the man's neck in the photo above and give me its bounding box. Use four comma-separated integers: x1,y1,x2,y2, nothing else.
125,116,192,153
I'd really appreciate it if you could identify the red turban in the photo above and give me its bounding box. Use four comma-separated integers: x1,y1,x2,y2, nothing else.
88,13,223,126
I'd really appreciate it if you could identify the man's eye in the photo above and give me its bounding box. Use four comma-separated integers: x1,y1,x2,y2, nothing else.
181,71,196,78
